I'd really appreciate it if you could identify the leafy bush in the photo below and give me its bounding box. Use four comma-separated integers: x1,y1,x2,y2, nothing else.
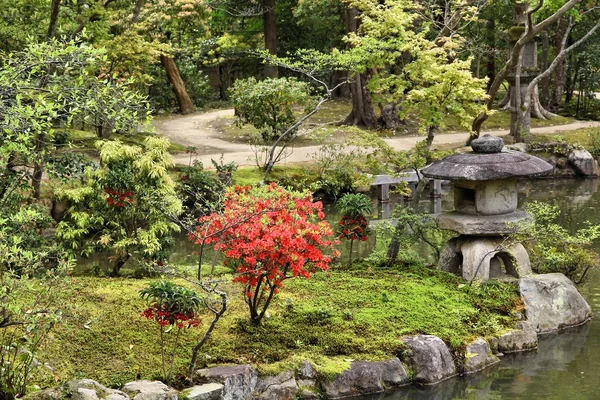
311,142,364,199
387,206,452,264
0,263,73,398
56,137,182,276
520,201,600,283
177,160,223,218
230,77,315,142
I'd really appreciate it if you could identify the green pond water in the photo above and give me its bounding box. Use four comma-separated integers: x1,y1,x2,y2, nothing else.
358,178,600,400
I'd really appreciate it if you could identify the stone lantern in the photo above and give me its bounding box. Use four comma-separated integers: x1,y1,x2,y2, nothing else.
421,135,553,282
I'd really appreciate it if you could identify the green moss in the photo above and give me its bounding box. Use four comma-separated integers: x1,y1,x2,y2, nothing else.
35,266,519,389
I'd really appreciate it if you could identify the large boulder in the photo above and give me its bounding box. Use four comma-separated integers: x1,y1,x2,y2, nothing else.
568,149,599,177
497,322,538,353
322,358,408,398
195,365,257,400
401,335,457,384
253,371,298,400
121,381,177,400
463,338,499,373
520,273,592,333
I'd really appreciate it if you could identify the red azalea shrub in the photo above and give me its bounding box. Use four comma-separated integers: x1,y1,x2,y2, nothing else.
337,215,370,242
141,305,202,329
193,183,338,323
140,281,203,382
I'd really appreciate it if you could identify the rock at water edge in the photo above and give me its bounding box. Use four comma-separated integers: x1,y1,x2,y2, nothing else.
497,322,538,353
181,383,223,400
322,358,408,399
520,273,592,334
254,371,298,400
195,365,257,400
121,381,178,400
568,149,599,177
464,338,500,373
401,335,457,384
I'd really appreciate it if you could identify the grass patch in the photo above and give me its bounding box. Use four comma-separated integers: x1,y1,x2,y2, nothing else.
232,165,318,189
534,127,600,149
442,110,574,132
36,265,519,388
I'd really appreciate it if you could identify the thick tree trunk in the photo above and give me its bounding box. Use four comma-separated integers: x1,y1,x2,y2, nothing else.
112,253,130,276
378,103,404,129
339,7,377,129
339,72,377,128
160,54,194,115
263,0,278,78
549,17,569,112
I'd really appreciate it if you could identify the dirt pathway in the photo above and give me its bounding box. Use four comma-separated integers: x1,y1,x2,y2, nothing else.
153,109,600,167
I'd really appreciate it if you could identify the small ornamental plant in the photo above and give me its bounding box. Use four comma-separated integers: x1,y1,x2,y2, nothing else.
140,281,203,382
335,193,373,264
194,183,338,324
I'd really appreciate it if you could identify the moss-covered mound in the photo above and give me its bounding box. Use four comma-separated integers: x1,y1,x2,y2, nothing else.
38,265,520,388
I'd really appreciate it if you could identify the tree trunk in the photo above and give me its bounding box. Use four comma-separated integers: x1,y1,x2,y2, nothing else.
339,7,377,129
539,30,550,106
485,16,496,91
160,54,195,115
132,0,144,24
263,0,278,78
425,126,436,150
339,72,377,128
549,17,569,112
47,0,61,40
112,253,130,276
378,103,404,129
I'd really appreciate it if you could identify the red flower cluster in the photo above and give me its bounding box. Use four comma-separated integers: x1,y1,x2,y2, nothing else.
193,183,339,293
337,215,370,242
141,304,202,329
105,188,134,208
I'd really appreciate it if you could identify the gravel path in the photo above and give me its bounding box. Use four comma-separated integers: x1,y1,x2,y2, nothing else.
152,109,600,167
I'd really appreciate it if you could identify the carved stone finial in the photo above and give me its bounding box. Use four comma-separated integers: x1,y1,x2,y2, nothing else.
471,135,504,154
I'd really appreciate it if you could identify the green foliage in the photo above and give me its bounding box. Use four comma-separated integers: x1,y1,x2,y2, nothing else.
311,142,365,199
335,193,373,217
177,161,224,219
0,264,73,399
140,281,203,317
390,206,453,263
56,137,182,276
587,129,600,159
230,77,315,142
0,205,62,273
520,202,600,283
343,0,488,135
